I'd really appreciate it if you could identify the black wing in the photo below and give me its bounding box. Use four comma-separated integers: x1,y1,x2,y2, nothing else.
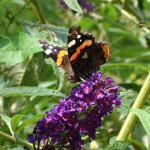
38,40,74,77
67,26,110,80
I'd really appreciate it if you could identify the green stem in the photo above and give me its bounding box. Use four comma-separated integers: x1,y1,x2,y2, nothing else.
3,0,33,34
0,131,33,149
33,0,46,24
116,71,150,141
24,0,41,21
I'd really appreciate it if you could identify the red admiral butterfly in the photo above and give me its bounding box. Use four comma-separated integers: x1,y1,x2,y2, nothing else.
38,26,110,82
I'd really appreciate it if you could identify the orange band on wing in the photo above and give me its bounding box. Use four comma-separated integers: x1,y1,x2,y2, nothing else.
70,40,92,61
56,50,68,66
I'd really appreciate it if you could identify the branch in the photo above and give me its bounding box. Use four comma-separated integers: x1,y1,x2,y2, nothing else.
3,0,33,34
116,71,150,141
0,131,33,149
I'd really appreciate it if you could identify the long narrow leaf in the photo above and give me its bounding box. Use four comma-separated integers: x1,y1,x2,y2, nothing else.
15,114,44,134
0,114,14,137
0,86,65,97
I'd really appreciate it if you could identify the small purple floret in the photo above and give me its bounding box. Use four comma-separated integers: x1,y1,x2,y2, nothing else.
24,72,121,150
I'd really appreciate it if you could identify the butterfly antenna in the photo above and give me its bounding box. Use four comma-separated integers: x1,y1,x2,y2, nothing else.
79,77,85,82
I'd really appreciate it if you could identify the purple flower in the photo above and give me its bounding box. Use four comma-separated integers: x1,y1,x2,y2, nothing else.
26,134,37,143
59,0,95,11
24,72,121,150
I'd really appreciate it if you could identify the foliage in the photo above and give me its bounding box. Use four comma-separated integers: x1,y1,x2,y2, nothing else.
0,0,150,149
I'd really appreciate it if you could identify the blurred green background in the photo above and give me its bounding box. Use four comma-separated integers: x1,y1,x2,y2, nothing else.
0,0,150,149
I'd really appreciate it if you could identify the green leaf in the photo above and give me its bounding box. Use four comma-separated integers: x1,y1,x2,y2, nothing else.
0,86,65,97
5,63,26,87
116,104,129,120
62,0,82,13
11,115,25,134
108,28,129,34
0,32,42,63
12,0,25,5
109,136,117,144
15,113,44,134
45,58,65,91
104,141,129,150
128,138,147,150
0,146,10,150
131,109,150,138
0,114,14,137
7,148,24,150
119,83,141,92
56,67,65,91
24,23,68,46
128,51,150,62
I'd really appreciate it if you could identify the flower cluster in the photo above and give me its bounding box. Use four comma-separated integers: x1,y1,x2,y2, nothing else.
59,0,95,11
24,73,121,150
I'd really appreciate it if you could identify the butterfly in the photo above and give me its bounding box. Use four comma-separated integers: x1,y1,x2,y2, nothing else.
38,26,110,82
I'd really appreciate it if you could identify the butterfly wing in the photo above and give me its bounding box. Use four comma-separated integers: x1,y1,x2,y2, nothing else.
38,40,74,78
67,26,110,80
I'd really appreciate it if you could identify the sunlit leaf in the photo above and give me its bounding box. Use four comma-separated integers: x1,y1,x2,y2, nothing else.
15,114,44,134
45,58,65,91
0,114,14,137
131,109,150,138
116,104,129,120
109,136,117,144
62,0,82,13
0,86,65,97
11,115,25,134
0,32,42,63
104,141,129,150
24,23,68,46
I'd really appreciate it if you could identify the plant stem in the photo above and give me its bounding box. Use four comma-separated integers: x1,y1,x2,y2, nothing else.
33,0,46,24
0,131,33,149
23,0,40,21
116,71,150,141
3,0,33,34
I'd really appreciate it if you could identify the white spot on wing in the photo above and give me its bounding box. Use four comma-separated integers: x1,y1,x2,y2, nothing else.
39,44,44,47
77,35,81,38
48,45,53,49
54,49,57,52
68,40,76,48
45,49,52,55
80,39,82,42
